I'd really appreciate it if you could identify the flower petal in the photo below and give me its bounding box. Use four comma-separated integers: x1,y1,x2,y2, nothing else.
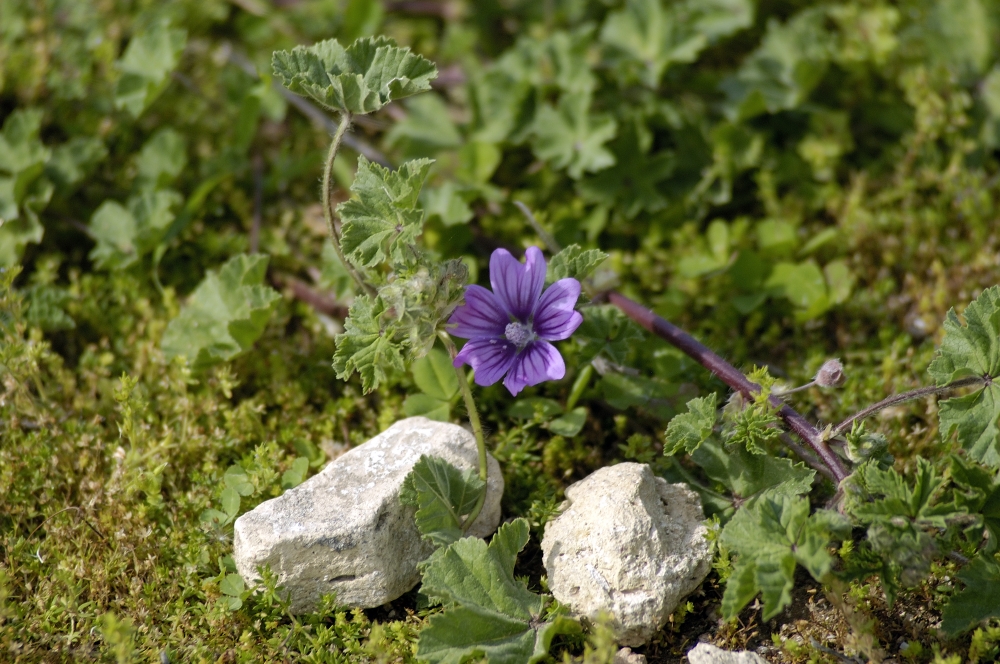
533,278,583,341
502,340,565,396
490,246,545,321
448,285,509,339
454,337,517,387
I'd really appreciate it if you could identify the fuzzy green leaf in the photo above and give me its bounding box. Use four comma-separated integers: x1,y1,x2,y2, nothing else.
928,287,1000,465
664,394,718,455
338,156,433,268
575,305,642,365
692,437,815,504
332,295,405,393
272,36,437,114
114,23,187,118
721,491,849,620
403,394,451,421
941,553,1000,635
546,245,609,284
0,109,51,266
161,254,281,370
417,519,575,664
88,190,183,270
399,455,485,546
530,92,617,178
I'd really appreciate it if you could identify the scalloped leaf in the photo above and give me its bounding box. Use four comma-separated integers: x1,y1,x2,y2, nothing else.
272,36,437,114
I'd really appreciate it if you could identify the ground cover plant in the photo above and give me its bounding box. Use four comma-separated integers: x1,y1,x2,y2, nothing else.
5,0,1000,662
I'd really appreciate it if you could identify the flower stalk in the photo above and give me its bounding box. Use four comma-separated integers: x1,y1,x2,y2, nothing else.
321,111,376,298
607,290,851,484
439,331,489,531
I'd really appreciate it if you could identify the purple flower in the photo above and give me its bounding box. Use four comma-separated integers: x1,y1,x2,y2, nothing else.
448,247,583,396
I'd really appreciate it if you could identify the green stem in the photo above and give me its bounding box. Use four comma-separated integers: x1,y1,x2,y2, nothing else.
321,112,376,298
439,331,489,532
565,363,592,411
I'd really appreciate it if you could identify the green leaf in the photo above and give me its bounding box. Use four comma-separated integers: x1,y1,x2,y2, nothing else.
417,519,576,663
575,305,643,365
508,397,563,421
530,92,617,179
318,240,357,301
399,455,485,547
114,23,187,118
403,393,451,421
941,553,1000,635
281,457,310,490
220,573,245,597
271,36,437,114
46,137,107,190
88,190,183,270
720,491,849,620
223,465,255,497
23,285,75,332
599,372,676,418
846,458,959,528
664,394,718,455
546,245,609,284
161,254,281,370
411,347,459,401
338,156,433,268
549,407,588,437
764,260,831,320
578,123,675,219
600,0,708,87
332,294,405,393
692,438,815,506
385,94,462,156
720,8,833,120
0,109,52,266
928,287,1000,464
220,487,241,518
135,128,187,189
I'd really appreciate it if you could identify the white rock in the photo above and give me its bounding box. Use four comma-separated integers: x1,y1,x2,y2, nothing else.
687,643,768,664
233,417,503,612
541,462,711,646
614,647,647,664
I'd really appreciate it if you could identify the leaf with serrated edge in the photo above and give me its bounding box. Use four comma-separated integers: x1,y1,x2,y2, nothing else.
547,244,609,283
400,455,485,546
338,156,433,268
161,254,281,371
941,553,1000,635
692,437,814,502
531,92,617,178
332,295,405,393
417,519,575,664
720,491,848,620
272,36,437,114
664,394,718,455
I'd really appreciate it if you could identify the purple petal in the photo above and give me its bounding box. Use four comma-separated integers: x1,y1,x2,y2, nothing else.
448,285,509,339
454,338,518,387
533,278,583,341
490,247,546,321
502,340,566,396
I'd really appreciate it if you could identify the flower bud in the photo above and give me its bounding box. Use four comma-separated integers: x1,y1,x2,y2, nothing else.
815,359,845,388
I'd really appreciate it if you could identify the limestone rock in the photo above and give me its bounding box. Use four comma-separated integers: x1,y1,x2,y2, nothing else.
233,417,503,612
687,643,768,664
614,647,647,664
541,462,711,646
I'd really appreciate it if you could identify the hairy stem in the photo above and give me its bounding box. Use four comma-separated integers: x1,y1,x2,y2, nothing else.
607,291,850,484
439,332,489,531
830,375,986,438
321,112,376,298
514,201,561,255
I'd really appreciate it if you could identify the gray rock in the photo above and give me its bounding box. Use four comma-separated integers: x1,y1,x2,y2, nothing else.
614,647,647,664
687,643,768,664
233,417,503,612
541,463,711,646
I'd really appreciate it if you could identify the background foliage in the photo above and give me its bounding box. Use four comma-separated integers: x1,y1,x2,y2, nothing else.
4,0,1000,661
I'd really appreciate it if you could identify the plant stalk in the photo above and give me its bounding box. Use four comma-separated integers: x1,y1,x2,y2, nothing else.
439,332,489,531
830,375,986,438
607,291,851,484
321,112,376,298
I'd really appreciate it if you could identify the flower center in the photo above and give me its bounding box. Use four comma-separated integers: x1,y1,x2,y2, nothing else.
504,321,535,349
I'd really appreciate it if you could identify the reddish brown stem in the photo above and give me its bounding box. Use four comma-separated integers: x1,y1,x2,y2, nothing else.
608,291,850,484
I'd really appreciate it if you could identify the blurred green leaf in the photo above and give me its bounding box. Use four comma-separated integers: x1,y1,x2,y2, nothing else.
114,23,187,118
411,348,459,401
530,92,617,179
161,254,281,370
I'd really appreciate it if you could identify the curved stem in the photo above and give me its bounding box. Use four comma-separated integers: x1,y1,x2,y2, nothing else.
321,112,376,298
607,291,851,484
830,375,986,438
439,332,489,531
